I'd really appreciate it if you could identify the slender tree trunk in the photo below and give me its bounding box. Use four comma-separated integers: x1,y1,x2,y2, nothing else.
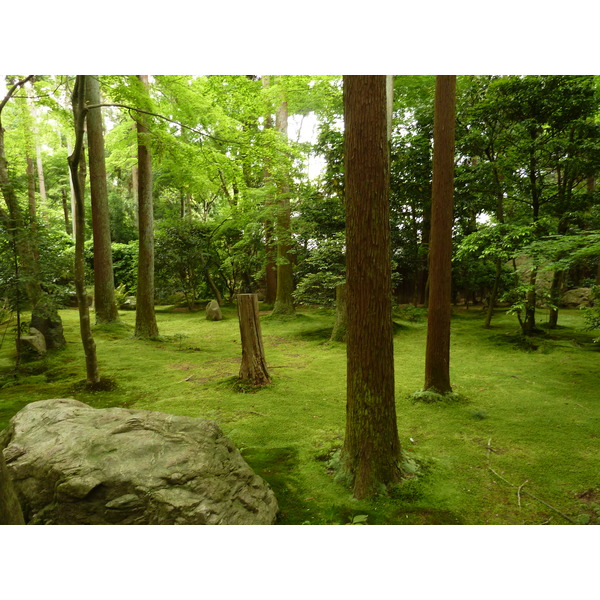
66,139,77,240
0,77,43,307
85,75,119,324
68,75,100,384
26,154,36,221
340,75,401,499
134,75,159,339
484,166,506,328
61,187,72,235
237,293,270,385
26,82,47,222
272,96,295,316
0,450,25,525
262,76,277,305
423,76,457,395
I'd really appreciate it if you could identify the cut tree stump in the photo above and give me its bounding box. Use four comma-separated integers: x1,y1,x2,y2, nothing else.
237,294,271,386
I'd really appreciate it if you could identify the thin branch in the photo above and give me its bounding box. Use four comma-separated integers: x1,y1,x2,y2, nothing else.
84,102,241,145
488,467,576,524
0,75,35,115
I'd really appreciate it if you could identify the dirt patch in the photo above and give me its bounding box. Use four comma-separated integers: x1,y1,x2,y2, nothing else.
576,488,600,504
169,363,196,371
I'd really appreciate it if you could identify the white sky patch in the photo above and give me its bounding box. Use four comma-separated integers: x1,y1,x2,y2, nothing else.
288,111,325,181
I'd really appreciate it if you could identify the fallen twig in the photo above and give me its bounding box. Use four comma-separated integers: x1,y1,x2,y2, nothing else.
488,466,576,524
517,480,528,508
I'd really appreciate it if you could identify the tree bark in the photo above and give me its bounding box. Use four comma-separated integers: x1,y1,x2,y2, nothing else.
237,293,271,385
340,75,401,499
68,75,100,384
272,96,295,316
423,76,457,395
85,75,119,324
134,75,159,339
0,450,25,525
330,282,347,342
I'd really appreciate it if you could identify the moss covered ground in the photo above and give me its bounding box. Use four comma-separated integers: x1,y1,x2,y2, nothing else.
1,303,599,525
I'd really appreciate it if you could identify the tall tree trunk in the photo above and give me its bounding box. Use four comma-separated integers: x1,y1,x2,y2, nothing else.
134,75,159,339
26,154,36,221
484,165,506,328
66,139,77,240
85,75,119,324
423,76,457,395
272,97,295,316
61,187,72,236
68,75,100,384
0,76,43,307
262,76,277,305
27,81,47,221
340,75,401,499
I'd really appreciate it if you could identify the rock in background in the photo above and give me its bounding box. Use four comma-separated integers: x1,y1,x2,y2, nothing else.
205,300,223,321
30,299,66,349
1,399,278,525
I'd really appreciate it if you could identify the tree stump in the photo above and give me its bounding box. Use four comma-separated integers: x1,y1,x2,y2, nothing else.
330,283,347,342
237,294,271,386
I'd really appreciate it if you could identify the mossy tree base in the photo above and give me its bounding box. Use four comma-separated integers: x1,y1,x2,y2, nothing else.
410,389,468,404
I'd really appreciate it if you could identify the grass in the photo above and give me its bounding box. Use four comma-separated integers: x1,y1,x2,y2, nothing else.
1,303,599,525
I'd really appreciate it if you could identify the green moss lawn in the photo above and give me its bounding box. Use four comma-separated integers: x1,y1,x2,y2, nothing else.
1,304,599,525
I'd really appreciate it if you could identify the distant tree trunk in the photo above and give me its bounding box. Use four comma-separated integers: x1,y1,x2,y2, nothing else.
27,81,47,221
340,75,401,499
68,75,100,384
66,139,77,240
0,76,43,307
262,76,277,305
330,282,347,342
237,293,270,385
134,75,159,340
423,75,457,395
85,75,119,324
484,166,506,329
26,154,36,221
272,97,295,316
0,450,24,525
61,187,72,236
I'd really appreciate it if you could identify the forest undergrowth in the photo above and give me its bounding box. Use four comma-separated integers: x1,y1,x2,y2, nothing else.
1,304,599,525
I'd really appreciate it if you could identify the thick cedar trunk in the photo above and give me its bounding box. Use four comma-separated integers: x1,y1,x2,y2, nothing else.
85,75,119,324
0,450,24,525
424,76,456,395
272,98,295,316
69,76,100,384
340,75,401,499
237,294,270,385
330,282,347,342
134,75,159,339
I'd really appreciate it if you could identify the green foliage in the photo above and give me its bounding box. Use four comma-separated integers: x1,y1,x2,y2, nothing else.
293,233,345,306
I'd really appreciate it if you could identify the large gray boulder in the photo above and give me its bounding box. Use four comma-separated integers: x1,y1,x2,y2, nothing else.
1,399,278,525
